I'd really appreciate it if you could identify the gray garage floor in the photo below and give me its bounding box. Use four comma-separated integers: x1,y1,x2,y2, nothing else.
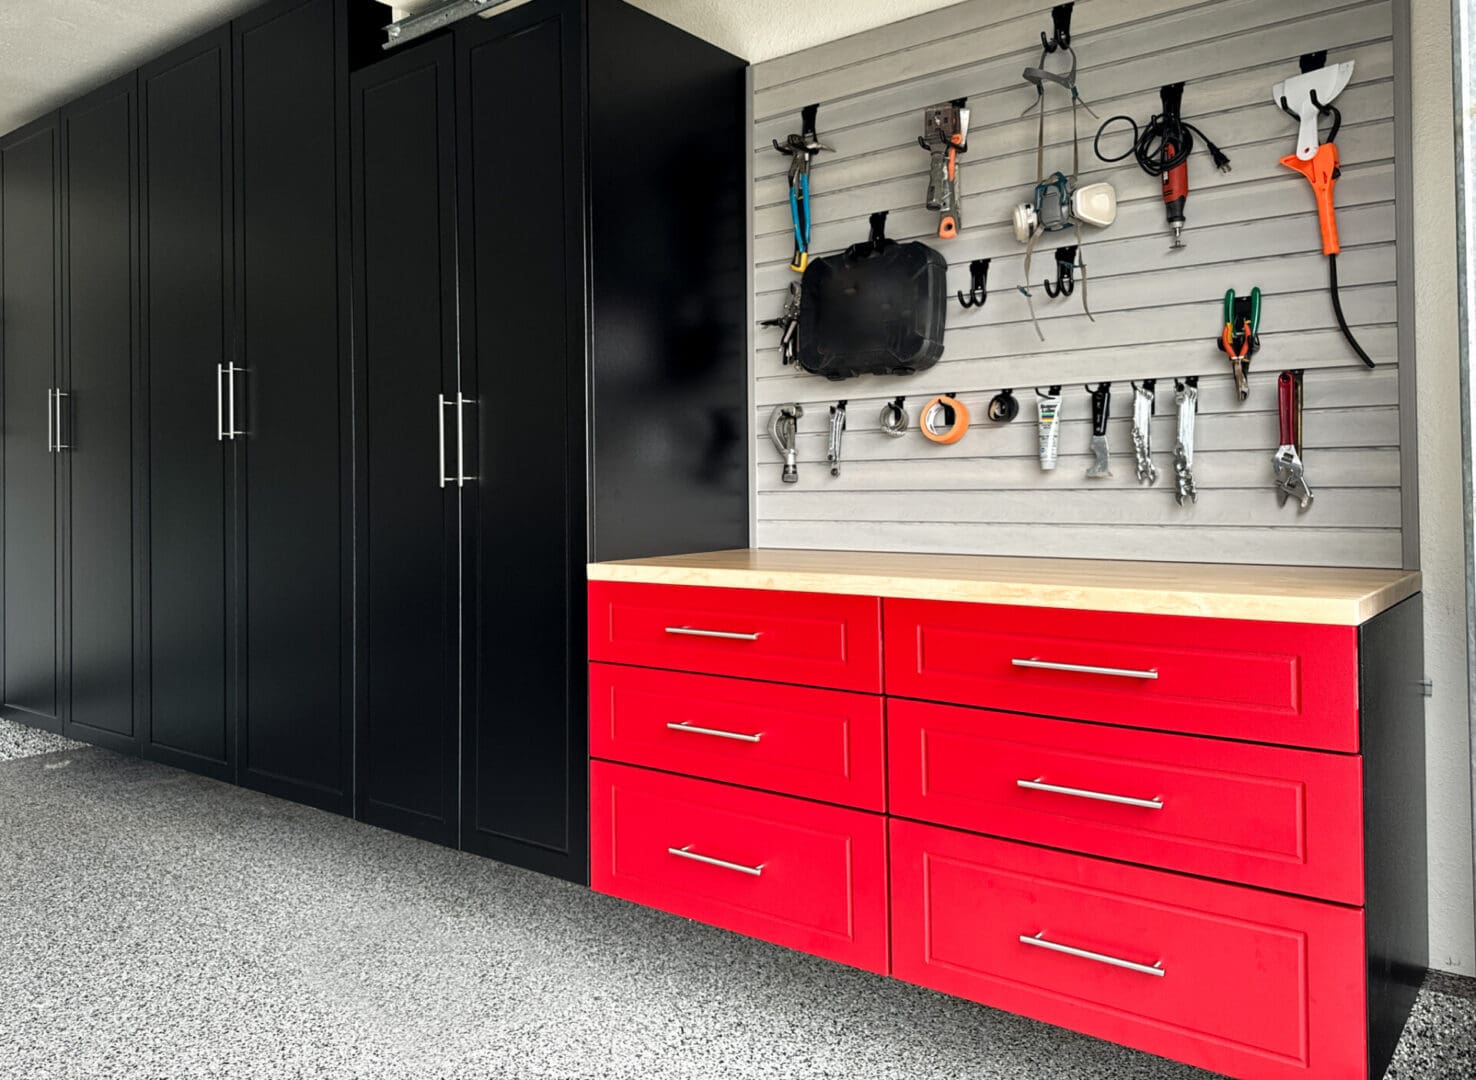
1,718,1473,1080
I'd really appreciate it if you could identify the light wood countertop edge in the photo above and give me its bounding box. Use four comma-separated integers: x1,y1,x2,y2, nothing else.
586,555,1422,626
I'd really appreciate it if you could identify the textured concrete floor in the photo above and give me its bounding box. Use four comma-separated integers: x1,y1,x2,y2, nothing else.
0,720,1473,1080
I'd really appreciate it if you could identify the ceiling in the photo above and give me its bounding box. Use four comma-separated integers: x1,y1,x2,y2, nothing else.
0,0,963,136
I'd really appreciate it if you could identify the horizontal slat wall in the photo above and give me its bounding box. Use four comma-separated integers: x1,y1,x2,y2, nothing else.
750,0,1403,568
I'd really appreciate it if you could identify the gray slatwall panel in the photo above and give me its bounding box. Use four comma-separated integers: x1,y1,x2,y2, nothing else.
748,0,1401,567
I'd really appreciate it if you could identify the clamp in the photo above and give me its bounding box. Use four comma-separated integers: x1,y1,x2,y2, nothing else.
1218,287,1261,402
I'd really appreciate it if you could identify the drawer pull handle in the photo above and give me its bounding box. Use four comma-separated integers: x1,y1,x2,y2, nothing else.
1020,932,1165,978
1012,658,1159,680
666,722,762,744
667,845,764,877
665,626,762,641
1017,778,1164,811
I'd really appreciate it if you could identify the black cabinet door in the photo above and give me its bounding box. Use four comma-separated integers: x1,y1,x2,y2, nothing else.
61,76,138,751
0,116,62,734
139,30,235,778
233,0,352,812
350,38,460,845
458,0,588,882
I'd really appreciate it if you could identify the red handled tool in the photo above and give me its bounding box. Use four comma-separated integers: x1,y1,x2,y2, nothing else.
1273,370,1313,511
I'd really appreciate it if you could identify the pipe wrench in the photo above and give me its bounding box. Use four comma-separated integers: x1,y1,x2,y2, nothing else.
827,401,847,477
1274,371,1313,510
1086,383,1112,478
1173,377,1198,505
768,403,804,484
1132,380,1158,485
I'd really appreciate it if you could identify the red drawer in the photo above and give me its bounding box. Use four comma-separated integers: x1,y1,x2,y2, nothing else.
591,761,889,973
589,664,886,810
884,599,1359,751
891,821,1366,1079
588,582,882,692
888,699,1364,903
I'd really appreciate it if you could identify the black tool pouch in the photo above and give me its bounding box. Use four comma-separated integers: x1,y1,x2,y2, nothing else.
794,212,947,380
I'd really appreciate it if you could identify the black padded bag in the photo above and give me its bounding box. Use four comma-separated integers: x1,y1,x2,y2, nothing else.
795,212,947,380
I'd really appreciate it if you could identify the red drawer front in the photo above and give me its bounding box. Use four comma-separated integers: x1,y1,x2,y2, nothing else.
589,664,886,810
588,582,882,692
884,599,1359,752
591,761,889,973
888,699,1364,904
891,821,1366,1079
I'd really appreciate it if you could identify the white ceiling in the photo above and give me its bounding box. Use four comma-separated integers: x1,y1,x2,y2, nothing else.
0,0,963,136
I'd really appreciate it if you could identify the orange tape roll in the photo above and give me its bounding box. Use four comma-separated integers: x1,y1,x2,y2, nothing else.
920,395,969,444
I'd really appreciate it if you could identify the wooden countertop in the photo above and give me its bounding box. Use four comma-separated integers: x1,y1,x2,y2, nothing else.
587,549,1421,626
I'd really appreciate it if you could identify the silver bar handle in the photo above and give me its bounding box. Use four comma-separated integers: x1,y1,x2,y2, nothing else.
1012,658,1159,681
664,627,762,642
216,364,225,441
437,394,449,488
1017,778,1164,811
224,362,243,439
666,721,762,744
54,391,68,451
455,393,474,486
1020,932,1165,977
47,388,54,453
667,845,763,877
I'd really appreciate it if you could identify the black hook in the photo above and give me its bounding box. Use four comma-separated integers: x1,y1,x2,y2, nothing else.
1041,2,1073,52
1035,385,1063,398
1042,246,1077,299
958,259,991,308
1308,91,1342,143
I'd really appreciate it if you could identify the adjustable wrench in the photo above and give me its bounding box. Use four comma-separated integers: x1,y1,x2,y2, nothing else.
1274,371,1313,510
1173,377,1198,505
768,403,804,484
827,401,847,477
1086,383,1112,478
1132,380,1158,485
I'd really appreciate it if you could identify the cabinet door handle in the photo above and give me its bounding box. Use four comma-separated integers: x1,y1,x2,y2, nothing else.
455,393,474,486
667,845,763,877
1016,778,1164,811
437,394,449,488
664,627,762,642
47,388,54,453
666,721,762,744
54,391,68,451
223,363,243,439
216,364,225,441
1019,931,1165,977
1012,658,1159,680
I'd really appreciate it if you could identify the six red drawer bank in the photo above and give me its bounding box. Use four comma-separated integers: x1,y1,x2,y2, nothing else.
586,554,1426,1080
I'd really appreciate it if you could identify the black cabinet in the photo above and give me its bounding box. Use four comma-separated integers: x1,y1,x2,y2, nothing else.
350,37,461,845
233,0,356,811
452,0,748,882
0,114,63,734
60,74,140,752
138,29,236,778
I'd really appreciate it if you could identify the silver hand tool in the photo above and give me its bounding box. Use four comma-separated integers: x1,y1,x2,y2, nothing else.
768,403,804,484
1132,380,1158,486
1173,377,1198,505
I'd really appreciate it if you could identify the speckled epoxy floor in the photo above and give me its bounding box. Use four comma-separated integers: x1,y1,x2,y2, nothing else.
0,724,1472,1080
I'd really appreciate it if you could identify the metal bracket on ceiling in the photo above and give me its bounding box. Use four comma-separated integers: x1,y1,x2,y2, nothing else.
383,0,516,49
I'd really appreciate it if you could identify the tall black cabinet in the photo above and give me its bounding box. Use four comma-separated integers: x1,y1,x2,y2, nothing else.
60,74,140,753
350,0,748,882
0,114,63,735
138,28,236,778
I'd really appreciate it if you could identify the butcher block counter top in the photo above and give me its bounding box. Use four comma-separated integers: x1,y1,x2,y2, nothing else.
586,549,1421,626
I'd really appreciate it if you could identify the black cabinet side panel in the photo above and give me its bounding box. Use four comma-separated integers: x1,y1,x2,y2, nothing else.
63,77,138,748
459,2,586,880
587,0,749,561
140,31,234,775
0,120,61,732
1361,594,1428,1079
235,0,350,810
351,39,460,845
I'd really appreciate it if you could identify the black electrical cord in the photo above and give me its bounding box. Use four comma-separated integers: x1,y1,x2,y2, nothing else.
1328,254,1375,369
1093,111,1231,176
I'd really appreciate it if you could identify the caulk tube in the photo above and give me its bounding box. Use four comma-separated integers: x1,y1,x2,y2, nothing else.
1037,389,1062,471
